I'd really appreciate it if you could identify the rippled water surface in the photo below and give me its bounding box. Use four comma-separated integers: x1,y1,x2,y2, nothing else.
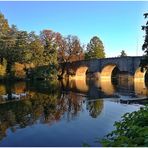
0,79,147,146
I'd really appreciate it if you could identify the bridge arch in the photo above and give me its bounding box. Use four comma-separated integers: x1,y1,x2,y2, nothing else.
100,64,120,81
75,66,88,79
134,67,148,95
134,67,148,83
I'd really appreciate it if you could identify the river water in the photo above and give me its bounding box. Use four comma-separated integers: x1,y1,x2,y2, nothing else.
0,79,147,146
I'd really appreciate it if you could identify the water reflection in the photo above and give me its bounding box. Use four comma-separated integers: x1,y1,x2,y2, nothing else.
61,77,148,100
97,79,115,95
0,84,6,94
61,78,88,93
86,100,103,118
0,78,147,146
0,80,101,142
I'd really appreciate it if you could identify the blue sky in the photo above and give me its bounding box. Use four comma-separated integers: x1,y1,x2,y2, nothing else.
0,1,147,57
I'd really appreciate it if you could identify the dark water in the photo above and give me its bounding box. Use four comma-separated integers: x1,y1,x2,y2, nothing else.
0,79,147,147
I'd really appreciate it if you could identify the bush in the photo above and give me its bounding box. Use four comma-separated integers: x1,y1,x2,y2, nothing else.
101,105,148,147
27,65,58,80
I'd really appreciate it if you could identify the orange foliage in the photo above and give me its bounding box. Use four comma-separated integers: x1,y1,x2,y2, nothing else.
13,62,35,79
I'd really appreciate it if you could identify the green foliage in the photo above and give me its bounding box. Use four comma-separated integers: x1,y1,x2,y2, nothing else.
0,12,11,65
141,12,148,70
142,13,148,55
140,56,148,72
0,12,60,79
28,32,44,66
40,30,58,66
85,36,105,60
0,12,86,80
101,105,148,147
27,65,58,80
14,31,31,63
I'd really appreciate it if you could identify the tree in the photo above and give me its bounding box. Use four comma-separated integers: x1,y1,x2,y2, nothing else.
85,36,105,59
13,30,31,63
6,29,32,74
28,32,44,66
0,13,21,74
62,35,84,62
0,14,32,74
119,50,127,57
140,12,148,71
40,30,58,66
39,30,59,78
57,35,84,78
56,33,67,63
0,12,87,80
0,12,10,64
0,12,9,37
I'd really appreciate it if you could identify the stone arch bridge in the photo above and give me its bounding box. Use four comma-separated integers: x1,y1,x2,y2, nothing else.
60,56,147,82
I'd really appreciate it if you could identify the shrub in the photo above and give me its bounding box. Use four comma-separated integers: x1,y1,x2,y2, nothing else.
101,105,148,147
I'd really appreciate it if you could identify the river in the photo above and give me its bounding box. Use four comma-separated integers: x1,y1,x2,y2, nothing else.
0,78,147,146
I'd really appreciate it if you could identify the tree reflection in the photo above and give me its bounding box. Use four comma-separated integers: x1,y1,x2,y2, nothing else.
63,92,84,121
86,100,103,118
0,80,104,141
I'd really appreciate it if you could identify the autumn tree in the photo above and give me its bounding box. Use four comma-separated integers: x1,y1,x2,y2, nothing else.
63,35,84,62
0,12,86,80
85,36,105,59
56,33,67,63
57,35,84,78
140,12,148,71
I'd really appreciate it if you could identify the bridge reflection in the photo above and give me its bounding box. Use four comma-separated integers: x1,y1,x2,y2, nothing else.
0,78,147,103
61,77,148,99
97,79,116,95
62,78,89,93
